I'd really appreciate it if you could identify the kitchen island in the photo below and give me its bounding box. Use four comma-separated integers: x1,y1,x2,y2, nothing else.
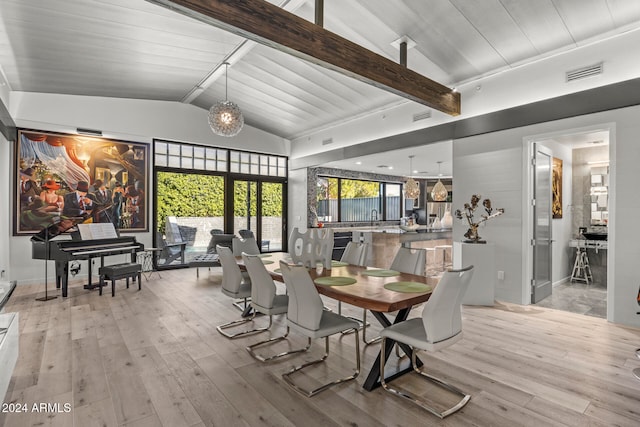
333,227,452,271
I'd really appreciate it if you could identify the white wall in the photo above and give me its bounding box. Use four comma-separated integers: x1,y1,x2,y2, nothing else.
10,92,288,154
287,168,308,235
290,27,640,159
454,105,638,328
5,92,289,284
453,137,524,304
0,133,10,281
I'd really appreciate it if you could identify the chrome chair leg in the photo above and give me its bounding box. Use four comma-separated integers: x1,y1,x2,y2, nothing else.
361,310,382,345
232,297,253,316
216,312,271,339
282,329,360,397
246,326,310,362
380,338,470,419
339,303,369,335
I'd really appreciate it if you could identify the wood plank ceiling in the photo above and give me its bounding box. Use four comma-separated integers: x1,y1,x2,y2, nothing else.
1,0,640,140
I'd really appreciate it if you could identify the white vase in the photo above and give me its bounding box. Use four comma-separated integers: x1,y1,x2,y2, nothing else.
432,216,441,229
441,210,453,228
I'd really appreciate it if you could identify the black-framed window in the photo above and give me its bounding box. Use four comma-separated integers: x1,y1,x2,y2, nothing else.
154,140,287,178
316,175,401,223
153,140,288,264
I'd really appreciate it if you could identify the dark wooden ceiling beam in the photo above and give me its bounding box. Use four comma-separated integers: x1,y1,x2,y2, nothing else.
146,0,460,116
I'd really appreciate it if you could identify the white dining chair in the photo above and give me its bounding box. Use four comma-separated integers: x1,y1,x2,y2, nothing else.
278,260,360,397
242,253,309,362
215,245,257,338
340,241,368,266
338,242,370,334
288,227,308,265
390,246,427,276
362,246,428,345
232,236,260,256
301,228,334,269
379,265,474,419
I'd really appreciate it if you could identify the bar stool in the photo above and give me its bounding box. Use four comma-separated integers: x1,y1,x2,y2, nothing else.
570,246,593,285
424,248,437,275
434,244,452,272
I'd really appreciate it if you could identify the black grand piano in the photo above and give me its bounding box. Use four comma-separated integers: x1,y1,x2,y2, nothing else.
31,219,144,297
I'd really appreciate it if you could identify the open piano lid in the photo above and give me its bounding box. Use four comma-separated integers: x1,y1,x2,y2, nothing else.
30,217,81,242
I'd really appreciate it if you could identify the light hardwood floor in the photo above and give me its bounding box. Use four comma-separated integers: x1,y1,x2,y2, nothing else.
1,267,639,427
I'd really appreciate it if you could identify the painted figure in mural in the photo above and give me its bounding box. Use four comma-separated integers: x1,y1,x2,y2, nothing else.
19,167,41,211
62,181,95,219
20,199,54,230
90,179,113,223
39,180,64,212
124,185,144,228
111,181,125,228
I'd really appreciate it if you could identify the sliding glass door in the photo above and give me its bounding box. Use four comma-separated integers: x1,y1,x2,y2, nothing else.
154,140,288,266
232,179,285,252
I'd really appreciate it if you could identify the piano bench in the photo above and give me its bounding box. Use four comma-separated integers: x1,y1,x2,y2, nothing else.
99,263,142,297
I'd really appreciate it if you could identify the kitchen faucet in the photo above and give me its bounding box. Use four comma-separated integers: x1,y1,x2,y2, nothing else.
371,209,378,223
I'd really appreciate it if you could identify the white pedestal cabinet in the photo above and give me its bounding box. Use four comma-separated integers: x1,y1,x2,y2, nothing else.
453,242,495,306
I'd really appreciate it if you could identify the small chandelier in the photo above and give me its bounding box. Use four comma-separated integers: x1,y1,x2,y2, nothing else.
404,155,420,199
431,160,448,201
208,62,244,137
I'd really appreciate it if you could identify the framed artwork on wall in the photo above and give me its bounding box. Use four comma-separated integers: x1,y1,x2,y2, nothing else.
552,157,563,219
15,129,148,235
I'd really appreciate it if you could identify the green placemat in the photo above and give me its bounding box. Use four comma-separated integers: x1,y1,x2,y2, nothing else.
383,281,432,293
314,276,357,286
273,268,281,273
361,269,400,277
261,260,274,265
258,254,272,258
316,261,349,267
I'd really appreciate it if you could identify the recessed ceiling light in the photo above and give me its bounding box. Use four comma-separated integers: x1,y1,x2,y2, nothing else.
355,161,362,165
388,166,393,170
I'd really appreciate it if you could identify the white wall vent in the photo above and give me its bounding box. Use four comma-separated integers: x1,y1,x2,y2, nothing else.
566,62,603,82
412,110,432,122
322,137,333,145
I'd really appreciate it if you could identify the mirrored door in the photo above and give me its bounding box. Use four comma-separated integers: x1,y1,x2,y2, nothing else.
532,144,553,303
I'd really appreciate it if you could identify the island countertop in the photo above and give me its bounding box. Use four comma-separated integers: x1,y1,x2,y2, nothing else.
343,228,453,269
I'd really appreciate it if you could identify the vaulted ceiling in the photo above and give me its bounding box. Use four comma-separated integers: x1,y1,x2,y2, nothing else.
1,0,639,147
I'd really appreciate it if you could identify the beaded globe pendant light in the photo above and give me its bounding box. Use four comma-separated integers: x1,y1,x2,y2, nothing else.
404,155,420,199
208,62,244,137
431,160,448,201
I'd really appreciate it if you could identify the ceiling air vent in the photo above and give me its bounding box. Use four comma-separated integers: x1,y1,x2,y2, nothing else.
322,137,333,145
413,110,432,122
566,62,603,82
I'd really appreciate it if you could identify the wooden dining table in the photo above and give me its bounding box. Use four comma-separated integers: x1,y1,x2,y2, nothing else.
237,252,439,391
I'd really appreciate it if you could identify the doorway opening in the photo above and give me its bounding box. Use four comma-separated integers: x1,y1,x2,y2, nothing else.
524,125,612,319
